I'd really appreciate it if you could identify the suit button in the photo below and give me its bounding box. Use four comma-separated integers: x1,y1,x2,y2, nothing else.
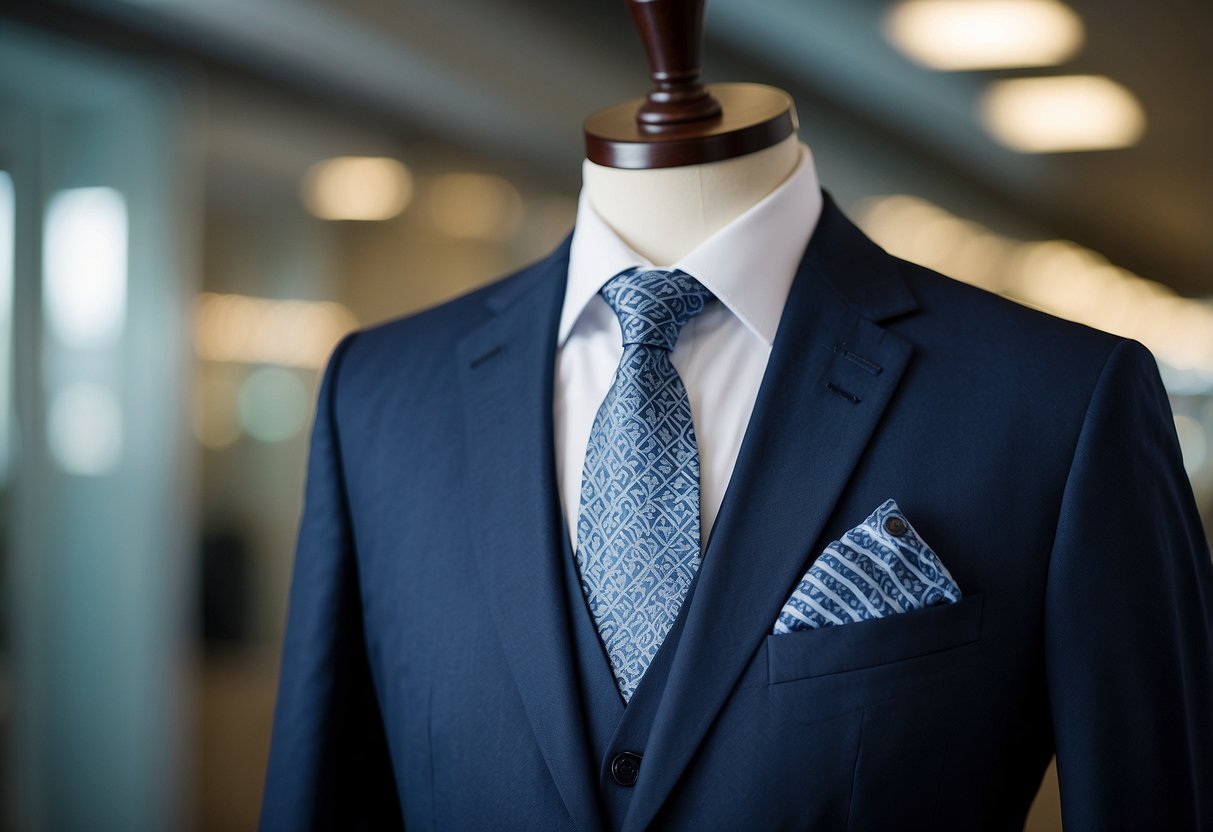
883,515,908,537
611,751,642,786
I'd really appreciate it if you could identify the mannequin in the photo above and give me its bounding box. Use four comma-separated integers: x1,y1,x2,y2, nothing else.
582,133,802,266
582,0,803,264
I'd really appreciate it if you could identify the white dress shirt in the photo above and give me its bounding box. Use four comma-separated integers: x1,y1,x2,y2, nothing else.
554,143,824,552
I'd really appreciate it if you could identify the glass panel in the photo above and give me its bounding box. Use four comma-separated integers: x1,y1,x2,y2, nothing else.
41,187,128,476
42,187,127,350
0,170,11,482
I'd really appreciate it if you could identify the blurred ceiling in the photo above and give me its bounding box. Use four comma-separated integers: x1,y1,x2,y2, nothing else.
16,0,1213,295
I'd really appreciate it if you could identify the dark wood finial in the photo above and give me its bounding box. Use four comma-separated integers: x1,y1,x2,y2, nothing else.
584,0,797,169
628,0,722,126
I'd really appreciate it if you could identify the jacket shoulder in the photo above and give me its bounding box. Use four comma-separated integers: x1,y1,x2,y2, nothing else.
895,256,1129,370
332,259,550,389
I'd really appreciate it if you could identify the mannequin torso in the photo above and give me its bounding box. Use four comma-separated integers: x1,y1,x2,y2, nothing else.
581,134,802,265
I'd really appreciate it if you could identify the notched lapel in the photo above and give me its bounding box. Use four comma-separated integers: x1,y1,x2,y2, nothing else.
624,197,918,832
454,239,604,832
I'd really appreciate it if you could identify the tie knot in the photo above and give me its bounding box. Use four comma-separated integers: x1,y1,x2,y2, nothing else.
600,268,712,351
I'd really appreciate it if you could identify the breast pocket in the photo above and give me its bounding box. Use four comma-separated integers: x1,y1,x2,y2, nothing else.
767,593,984,685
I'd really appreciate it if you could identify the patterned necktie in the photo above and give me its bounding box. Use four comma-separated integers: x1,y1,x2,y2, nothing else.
575,267,713,703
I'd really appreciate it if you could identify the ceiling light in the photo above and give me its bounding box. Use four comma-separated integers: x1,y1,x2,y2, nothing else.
301,156,413,221
426,173,524,241
981,75,1146,152
194,292,358,368
886,0,1084,71
854,195,1213,384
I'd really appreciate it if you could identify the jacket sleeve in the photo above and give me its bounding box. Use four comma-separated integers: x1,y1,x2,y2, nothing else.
1045,337,1213,829
260,333,405,831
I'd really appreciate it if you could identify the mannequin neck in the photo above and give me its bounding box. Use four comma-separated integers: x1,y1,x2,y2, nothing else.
581,134,802,266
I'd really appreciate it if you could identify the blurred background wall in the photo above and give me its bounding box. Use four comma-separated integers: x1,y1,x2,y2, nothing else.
0,1,1209,829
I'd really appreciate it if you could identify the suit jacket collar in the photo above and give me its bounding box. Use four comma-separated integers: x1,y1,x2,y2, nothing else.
806,192,918,323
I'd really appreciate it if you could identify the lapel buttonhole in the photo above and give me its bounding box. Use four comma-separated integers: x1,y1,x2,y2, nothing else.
826,381,862,404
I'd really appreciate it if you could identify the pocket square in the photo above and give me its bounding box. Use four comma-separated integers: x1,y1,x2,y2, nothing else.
772,499,961,635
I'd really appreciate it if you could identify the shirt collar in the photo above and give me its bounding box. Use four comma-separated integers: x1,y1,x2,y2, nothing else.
560,142,824,347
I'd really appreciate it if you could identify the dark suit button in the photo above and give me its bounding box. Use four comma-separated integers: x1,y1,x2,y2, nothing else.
883,516,908,536
611,751,642,786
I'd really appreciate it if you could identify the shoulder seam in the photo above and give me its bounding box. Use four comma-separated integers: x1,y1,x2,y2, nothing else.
1043,336,1136,562
324,330,360,550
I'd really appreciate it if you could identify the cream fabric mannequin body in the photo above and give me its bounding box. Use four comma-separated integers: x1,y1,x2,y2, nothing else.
581,134,802,266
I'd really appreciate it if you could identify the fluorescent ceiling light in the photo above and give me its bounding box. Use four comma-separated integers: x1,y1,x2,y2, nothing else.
426,173,524,241
886,0,1084,71
981,75,1146,152
301,156,413,221
855,194,1213,385
194,292,358,368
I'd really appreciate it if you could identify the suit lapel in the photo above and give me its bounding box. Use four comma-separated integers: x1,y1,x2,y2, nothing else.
623,197,919,831
455,237,604,832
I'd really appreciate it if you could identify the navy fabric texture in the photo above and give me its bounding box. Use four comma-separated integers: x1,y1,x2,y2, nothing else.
260,194,1213,832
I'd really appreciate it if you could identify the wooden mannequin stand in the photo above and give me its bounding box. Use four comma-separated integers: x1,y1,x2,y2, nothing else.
584,0,798,169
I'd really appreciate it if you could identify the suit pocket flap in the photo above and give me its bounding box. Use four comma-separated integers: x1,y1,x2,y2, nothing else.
767,594,984,684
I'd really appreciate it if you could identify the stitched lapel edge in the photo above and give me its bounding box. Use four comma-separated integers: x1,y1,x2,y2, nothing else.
622,196,919,831
455,236,605,832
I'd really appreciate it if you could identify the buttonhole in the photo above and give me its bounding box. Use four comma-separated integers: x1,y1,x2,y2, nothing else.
469,345,505,368
826,381,862,404
829,343,883,375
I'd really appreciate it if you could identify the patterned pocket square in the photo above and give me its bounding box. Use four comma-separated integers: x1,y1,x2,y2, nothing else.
773,499,961,634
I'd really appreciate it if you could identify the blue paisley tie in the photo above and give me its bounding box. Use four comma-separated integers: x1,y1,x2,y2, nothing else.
575,267,713,703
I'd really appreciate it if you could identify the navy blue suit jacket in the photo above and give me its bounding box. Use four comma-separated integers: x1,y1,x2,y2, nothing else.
261,195,1213,830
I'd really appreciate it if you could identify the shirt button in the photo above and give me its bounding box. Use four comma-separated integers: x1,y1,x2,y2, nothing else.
883,515,908,537
611,751,642,786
